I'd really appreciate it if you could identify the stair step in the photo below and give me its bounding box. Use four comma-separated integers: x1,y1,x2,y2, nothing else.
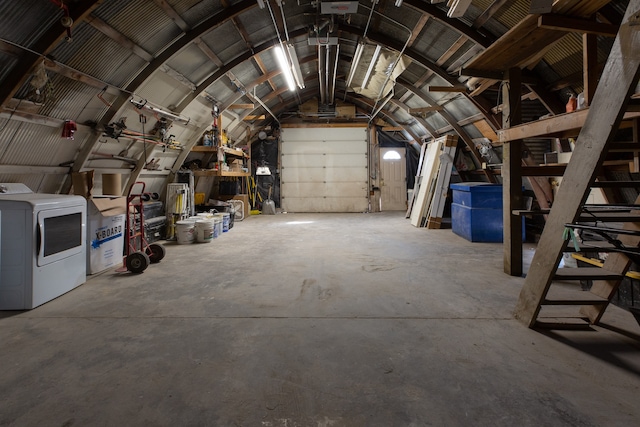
577,212,640,222
590,181,640,188
533,318,592,330
542,299,608,306
554,267,624,281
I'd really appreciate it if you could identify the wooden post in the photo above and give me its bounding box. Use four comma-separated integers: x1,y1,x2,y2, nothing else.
514,0,640,327
503,67,523,276
583,32,598,106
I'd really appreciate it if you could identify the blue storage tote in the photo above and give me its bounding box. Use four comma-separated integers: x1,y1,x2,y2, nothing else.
451,203,504,242
451,183,503,209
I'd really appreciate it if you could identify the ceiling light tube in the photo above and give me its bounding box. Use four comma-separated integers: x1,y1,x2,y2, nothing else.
274,44,296,92
346,42,364,88
362,45,381,89
394,0,403,6
286,43,305,89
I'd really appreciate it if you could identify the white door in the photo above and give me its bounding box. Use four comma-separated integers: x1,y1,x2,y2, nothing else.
380,147,406,211
281,127,368,212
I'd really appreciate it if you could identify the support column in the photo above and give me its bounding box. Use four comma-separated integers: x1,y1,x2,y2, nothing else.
583,32,598,106
503,67,523,276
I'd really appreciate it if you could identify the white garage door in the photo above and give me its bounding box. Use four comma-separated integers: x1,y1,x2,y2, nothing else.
281,127,369,213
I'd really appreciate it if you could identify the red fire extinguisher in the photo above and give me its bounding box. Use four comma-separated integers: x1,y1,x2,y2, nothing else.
61,120,77,139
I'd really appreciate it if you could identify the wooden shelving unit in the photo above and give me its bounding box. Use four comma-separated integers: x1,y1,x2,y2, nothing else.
189,145,250,178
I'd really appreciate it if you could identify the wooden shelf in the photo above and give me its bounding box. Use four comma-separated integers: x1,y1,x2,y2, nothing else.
190,145,248,158
193,169,250,177
190,146,217,152
498,108,640,142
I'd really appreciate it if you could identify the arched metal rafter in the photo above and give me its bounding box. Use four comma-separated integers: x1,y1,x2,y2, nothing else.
60,2,499,181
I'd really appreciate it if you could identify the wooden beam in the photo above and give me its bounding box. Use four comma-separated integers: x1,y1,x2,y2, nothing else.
229,103,255,109
86,16,154,62
407,15,430,47
244,115,265,120
381,126,404,132
436,36,467,66
0,165,70,175
538,14,619,37
473,0,509,29
194,39,224,68
427,85,467,92
151,0,189,31
1,107,90,130
0,0,101,107
583,32,598,106
503,67,524,277
408,106,443,114
465,0,613,72
514,0,640,327
499,108,640,142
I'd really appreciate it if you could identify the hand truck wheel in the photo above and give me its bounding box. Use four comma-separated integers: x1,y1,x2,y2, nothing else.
146,243,166,264
126,251,150,273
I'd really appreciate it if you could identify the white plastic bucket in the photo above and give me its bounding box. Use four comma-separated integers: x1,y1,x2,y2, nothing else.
221,212,231,232
195,220,214,243
197,212,214,220
176,220,195,244
213,218,222,238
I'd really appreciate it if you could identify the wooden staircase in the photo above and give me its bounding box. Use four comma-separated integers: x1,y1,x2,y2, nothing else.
513,0,640,329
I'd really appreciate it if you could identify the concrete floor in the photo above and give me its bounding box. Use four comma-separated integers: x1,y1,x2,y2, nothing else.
1,212,639,426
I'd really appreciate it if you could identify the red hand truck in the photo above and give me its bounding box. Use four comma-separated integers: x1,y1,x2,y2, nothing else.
120,182,166,273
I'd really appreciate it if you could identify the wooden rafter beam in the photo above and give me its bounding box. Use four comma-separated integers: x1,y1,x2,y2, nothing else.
408,106,443,114
407,15,430,47
86,16,154,62
538,14,619,37
229,103,255,109
436,36,467,67
473,0,509,29
151,0,189,32
427,85,467,92
220,0,253,52
0,0,101,107
194,39,224,68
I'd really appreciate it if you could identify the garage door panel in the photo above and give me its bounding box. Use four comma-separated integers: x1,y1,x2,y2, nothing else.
282,140,367,154
281,126,368,212
282,128,367,143
282,182,367,198
283,197,369,213
281,154,367,168
282,167,367,182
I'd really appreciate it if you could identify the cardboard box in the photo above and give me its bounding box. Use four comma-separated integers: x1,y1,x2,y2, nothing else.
87,196,127,274
219,194,250,219
72,172,128,274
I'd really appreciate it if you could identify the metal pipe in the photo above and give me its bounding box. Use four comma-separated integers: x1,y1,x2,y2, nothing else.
329,45,340,105
368,91,394,125
249,88,280,126
318,45,326,105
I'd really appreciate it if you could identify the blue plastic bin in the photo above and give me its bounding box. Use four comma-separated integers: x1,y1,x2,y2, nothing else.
451,183,503,209
451,203,504,242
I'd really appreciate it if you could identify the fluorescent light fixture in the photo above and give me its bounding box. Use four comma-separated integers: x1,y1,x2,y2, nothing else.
256,0,265,9
286,43,305,89
394,0,403,6
274,44,296,92
362,45,381,89
345,42,364,88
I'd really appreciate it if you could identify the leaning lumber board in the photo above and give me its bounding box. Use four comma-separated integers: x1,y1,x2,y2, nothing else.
410,140,442,226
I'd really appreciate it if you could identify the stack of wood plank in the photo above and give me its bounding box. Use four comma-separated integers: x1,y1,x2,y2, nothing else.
407,135,458,228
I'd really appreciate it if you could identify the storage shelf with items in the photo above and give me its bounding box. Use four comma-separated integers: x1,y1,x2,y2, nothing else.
183,115,251,217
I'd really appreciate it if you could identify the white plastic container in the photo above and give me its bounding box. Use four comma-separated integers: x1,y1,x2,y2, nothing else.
176,220,195,244
195,220,214,243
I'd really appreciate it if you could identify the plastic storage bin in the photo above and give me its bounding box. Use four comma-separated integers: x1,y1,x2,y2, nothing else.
451,183,502,209
451,203,504,242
